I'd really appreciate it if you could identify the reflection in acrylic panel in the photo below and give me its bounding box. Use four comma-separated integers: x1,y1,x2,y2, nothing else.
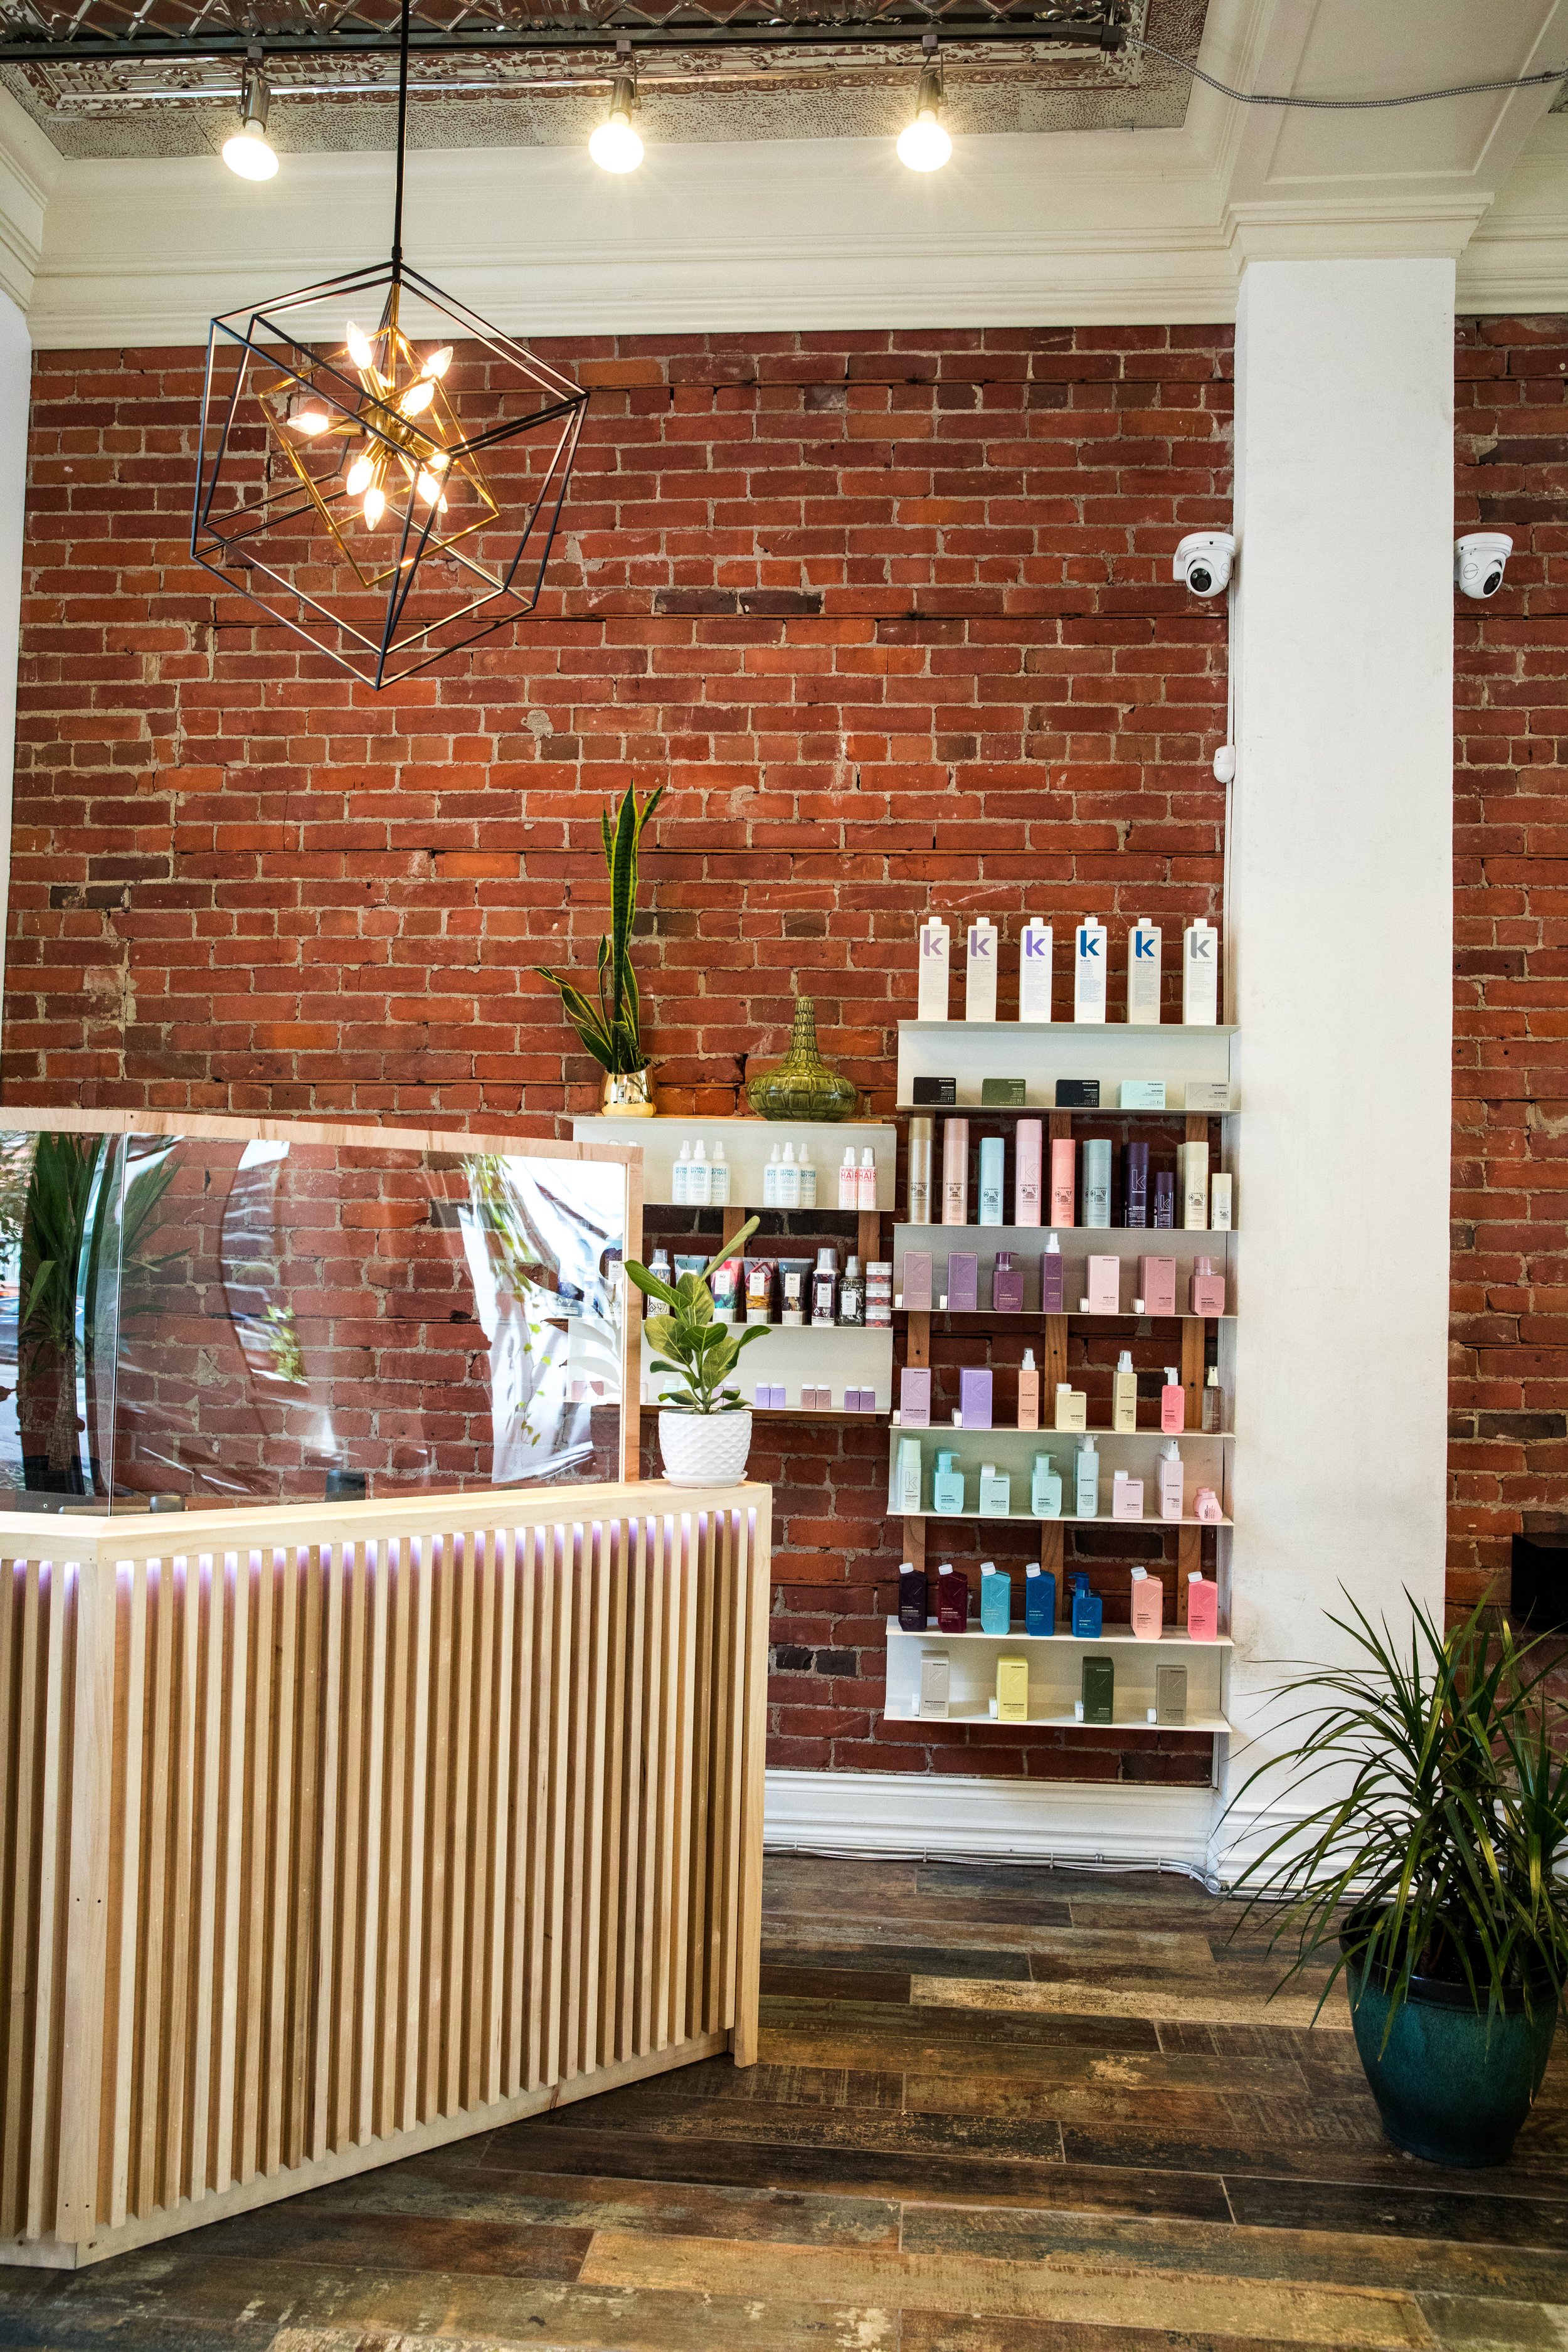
0,1128,625,1512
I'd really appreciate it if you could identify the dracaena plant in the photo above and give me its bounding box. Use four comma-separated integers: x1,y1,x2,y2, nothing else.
1227,1592,1568,2037
534,783,663,1077
625,1219,766,1414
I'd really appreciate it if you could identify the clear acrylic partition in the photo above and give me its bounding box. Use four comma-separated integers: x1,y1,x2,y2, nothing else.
0,1128,627,1511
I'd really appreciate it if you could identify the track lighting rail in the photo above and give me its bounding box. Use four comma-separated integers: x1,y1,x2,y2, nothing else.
1,0,1126,63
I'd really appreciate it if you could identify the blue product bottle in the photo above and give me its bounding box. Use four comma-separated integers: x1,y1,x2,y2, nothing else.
1030,1451,1062,1518
1025,1565,1056,1635
1071,1573,1103,1640
980,1562,1012,1634
932,1450,966,1515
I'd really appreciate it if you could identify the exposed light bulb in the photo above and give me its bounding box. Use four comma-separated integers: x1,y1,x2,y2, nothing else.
421,346,453,380
224,58,278,181
346,322,375,370
223,124,278,181
400,378,435,418
363,483,386,527
591,73,643,172
415,470,447,506
290,403,330,436
896,106,951,172
346,452,374,497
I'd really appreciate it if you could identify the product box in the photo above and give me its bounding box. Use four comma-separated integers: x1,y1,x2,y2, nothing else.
959,1367,993,1430
1081,1656,1115,1725
1137,1255,1177,1317
899,1367,931,1427
1120,1079,1167,1110
946,1253,978,1313
981,1078,1027,1107
1055,1078,1100,1108
919,1650,951,1719
901,1250,933,1311
1086,1255,1121,1315
978,1465,1012,1515
1155,1665,1187,1726
1184,1080,1234,1113
996,1656,1030,1725
913,1075,958,1106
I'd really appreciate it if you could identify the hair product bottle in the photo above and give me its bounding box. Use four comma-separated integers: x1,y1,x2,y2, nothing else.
918,916,951,1020
908,1116,934,1222
942,1120,970,1224
1127,916,1162,1026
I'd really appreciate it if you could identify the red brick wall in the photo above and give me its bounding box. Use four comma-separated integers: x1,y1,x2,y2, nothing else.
1451,315,1568,1621
15,315,1556,1772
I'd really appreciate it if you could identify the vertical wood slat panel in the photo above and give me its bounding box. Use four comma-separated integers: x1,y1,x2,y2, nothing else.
0,1481,768,2266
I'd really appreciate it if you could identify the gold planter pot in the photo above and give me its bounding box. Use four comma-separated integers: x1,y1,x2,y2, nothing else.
601,1066,658,1116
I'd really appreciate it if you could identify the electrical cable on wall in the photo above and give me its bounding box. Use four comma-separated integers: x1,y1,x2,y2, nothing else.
1126,37,1568,111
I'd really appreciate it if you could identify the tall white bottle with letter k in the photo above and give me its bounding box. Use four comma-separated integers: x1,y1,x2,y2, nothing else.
1018,919,1053,1022
1182,917,1219,1025
918,918,950,1020
1074,916,1107,1024
1127,917,1161,1027
965,918,999,1021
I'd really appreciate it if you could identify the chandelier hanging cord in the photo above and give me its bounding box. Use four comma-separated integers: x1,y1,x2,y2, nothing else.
390,0,411,272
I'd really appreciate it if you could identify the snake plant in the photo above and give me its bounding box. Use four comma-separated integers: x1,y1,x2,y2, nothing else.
534,783,663,1076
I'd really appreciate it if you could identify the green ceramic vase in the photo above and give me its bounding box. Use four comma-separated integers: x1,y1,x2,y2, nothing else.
746,998,859,1123
1343,1939,1558,2168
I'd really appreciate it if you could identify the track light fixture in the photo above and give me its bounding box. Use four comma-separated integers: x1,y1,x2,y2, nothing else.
590,46,644,172
898,36,952,172
223,48,278,180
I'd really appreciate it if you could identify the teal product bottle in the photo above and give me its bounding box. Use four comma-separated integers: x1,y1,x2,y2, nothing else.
1074,1434,1099,1518
1071,1573,1103,1639
1030,1451,1062,1518
978,1135,1007,1226
979,1562,1012,1633
932,1451,966,1515
1025,1564,1056,1635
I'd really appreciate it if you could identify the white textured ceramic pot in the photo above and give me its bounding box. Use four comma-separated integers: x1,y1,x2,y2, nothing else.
658,1408,753,1486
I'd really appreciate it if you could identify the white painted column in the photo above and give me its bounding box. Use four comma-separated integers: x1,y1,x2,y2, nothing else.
1219,260,1454,1871
0,287,28,1014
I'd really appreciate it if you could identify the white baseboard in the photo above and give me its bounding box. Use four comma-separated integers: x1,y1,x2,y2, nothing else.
764,1767,1224,1880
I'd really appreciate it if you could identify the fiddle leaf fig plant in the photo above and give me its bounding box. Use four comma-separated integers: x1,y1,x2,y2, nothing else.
534,782,663,1077
625,1218,766,1414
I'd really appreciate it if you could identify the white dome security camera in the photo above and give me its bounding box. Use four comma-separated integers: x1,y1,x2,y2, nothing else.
1173,531,1234,598
1454,532,1512,600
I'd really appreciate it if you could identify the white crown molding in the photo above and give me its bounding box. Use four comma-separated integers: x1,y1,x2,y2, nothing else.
1227,194,1493,265
0,84,61,316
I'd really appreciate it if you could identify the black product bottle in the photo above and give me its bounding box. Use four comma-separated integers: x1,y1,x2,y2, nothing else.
898,1564,928,1631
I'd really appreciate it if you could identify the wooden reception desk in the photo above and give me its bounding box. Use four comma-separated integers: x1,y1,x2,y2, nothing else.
0,1479,770,2267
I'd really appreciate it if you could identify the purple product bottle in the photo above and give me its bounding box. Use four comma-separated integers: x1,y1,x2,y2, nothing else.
1123,1141,1149,1229
1153,1171,1176,1230
1041,1234,1066,1314
991,1251,1024,1313
898,1565,929,1631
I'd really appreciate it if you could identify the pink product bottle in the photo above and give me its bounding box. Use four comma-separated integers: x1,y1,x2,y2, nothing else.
838,1148,858,1210
1160,1368,1185,1434
1190,1257,1226,1317
1187,1572,1219,1641
1138,1256,1177,1318
1041,1234,1066,1313
903,1251,933,1311
991,1251,1024,1313
1014,1120,1043,1226
857,1149,877,1210
1049,1137,1076,1227
942,1120,970,1225
1130,1566,1163,1639
1112,1473,1145,1523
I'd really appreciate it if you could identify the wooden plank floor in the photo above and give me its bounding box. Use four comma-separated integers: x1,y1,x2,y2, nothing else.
1,1855,1564,2350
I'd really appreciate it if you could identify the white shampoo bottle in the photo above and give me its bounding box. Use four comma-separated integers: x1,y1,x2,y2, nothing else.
965,918,999,1021
1019,918,1053,1022
1182,918,1219,1025
1074,917,1108,1024
918,918,951,1020
1127,918,1161,1027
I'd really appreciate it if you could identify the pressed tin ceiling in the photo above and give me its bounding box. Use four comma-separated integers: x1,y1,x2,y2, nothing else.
0,0,1209,153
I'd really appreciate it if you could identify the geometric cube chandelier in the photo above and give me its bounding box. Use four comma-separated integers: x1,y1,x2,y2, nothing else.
191,0,589,687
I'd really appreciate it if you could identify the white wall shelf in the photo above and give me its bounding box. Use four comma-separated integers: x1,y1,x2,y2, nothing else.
884,1704,1231,1735
886,1619,1232,1650
897,1020,1239,1112
893,1507,1232,1528
578,1115,899,1212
